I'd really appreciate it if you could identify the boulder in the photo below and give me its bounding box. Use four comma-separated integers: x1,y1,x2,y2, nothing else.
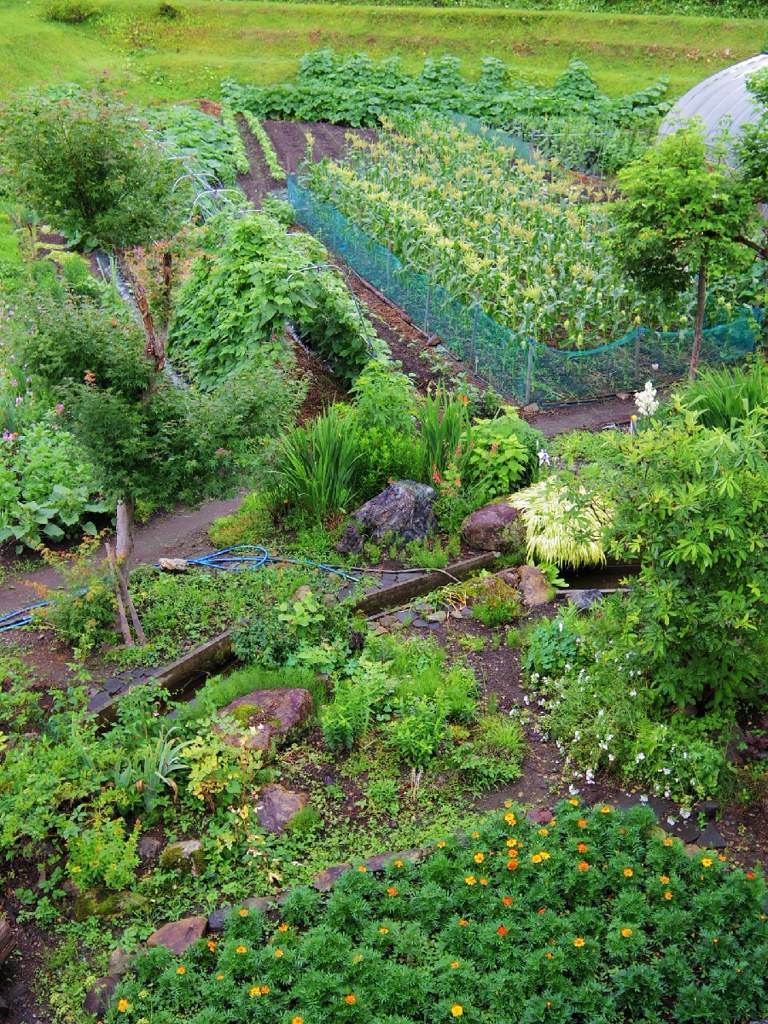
567,589,604,611
83,976,119,1017
107,947,132,978
137,835,163,869
462,502,525,555
159,839,206,876
518,565,554,607
218,688,315,753
336,480,437,554
147,915,207,955
256,784,307,834
208,896,273,932
312,863,352,892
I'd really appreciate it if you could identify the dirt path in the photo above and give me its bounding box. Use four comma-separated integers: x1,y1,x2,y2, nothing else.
263,120,376,175
0,495,243,619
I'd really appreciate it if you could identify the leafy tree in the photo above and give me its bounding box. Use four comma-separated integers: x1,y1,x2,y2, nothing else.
611,126,759,378
0,86,187,249
15,293,299,643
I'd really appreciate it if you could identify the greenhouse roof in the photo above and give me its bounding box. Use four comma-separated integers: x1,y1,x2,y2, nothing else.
659,52,768,157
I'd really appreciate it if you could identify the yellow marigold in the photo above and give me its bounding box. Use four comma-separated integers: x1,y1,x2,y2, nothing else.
701,857,713,868
538,828,549,837
207,940,216,951
176,966,186,975
465,875,477,885
437,841,446,848
249,986,262,997
623,868,634,878
568,798,579,806
394,859,404,868
451,1005,464,1017
235,945,247,954
531,854,542,864
540,852,551,860
600,805,612,814
621,927,632,938
573,937,585,948
451,960,460,968
663,891,673,901
379,927,389,934
471,831,480,838
663,837,673,847
358,865,367,873
504,800,513,808
504,813,517,826
216,973,224,981
293,1017,304,1024
660,875,670,884
274,949,284,958
117,999,130,1013
239,908,249,917
474,852,485,864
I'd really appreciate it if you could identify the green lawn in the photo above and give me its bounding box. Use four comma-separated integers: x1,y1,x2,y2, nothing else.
0,0,765,104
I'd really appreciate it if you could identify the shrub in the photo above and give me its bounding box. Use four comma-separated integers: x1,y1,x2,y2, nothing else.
471,577,520,627
108,801,768,1024
524,605,593,679
43,0,99,23
465,409,543,503
512,475,608,568
65,816,140,891
675,362,768,430
320,663,391,752
276,406,360,523
386,697,447,767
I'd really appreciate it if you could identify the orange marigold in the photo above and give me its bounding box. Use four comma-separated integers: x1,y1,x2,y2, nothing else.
578,861,589,872
573,937,585,948
345,994,357,1005
387,887,398,896
117,999,130,1013
176,966,186,975
623,868,634,878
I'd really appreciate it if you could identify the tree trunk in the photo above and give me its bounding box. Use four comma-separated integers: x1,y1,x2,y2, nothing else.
689,258,707,381
115,498,135,572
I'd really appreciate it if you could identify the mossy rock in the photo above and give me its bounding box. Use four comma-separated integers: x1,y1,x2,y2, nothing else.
159,839,206,876
74,889,147,921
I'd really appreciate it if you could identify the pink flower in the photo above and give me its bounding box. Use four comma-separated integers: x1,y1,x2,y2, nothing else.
55,403,64,414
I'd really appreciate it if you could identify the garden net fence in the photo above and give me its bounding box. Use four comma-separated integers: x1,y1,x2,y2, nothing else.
287,178,760,405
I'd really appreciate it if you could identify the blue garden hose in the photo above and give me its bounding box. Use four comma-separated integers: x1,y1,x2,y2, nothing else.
0,545,360,633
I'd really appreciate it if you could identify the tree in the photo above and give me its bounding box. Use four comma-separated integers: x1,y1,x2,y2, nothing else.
611,126,759,379
15,293,298,643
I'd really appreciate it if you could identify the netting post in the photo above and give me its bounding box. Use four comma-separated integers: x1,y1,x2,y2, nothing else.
386,240,392,292
470,297,479,367
633,327,641,384
525,342,534,404
424,283,431,334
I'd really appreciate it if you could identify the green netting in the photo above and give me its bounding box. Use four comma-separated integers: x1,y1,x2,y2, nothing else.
447,113,534,163
287,178,760,405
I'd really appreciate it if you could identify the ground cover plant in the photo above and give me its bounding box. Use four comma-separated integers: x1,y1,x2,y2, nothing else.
104,800,768,1024
303,113,691,350
147,103,249,188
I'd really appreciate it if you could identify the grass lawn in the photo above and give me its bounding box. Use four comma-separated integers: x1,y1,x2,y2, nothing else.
0,0,766,104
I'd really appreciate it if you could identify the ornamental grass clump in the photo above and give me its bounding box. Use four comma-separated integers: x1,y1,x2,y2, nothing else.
107,801,768,1024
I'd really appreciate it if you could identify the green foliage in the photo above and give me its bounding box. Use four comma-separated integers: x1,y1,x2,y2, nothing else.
208,492,273,548
43,0,100,24
386,697,447,767
223,50,669,176
320,664,390,752
419,384,472,482
0,421,107,550
465,409,543,504
675,361,768,429
169,211,379,388
65,816,141,891
181,665,327,722
402,534,460,570
607,416,768,709
238,109,285,182
351,360,418,435
0,86,187,248
525,605,594,678
276,406,360,523
450,712,525,792
37,538,117,657
146,104,248,187
512,475,609,568
471,577,520,627
285,805,323,837
108,801,768,1024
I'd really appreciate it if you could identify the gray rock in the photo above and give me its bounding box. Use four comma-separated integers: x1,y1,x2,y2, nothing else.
336,480,437,554
312,863,352,892
462,501,525,554
518,565,554,607
159,839,206,876
147,915,207,954
158,558,190,573
107,947,132,978
138,835,162,869
568,589,604,611
208,897,272,932
363,848,426,872
218,688,315,753
697,823,727,850
256,783,307,834
695,799,719,821
83,976,118,1017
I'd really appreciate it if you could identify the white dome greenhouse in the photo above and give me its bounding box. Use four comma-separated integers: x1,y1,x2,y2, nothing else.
659,52,768,162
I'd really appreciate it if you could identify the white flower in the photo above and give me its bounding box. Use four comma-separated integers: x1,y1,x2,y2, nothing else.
635,752,646,762
639,795,649,803
634,380,659,417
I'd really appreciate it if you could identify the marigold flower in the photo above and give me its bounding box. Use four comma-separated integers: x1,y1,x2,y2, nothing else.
600,805,611,814
578,861,589,872
465,875,477,885
537,907,546,915
387,887,398,896
538,828,549,836
249,986,262,997
345,994,356,1004
379,927,389,934
660,875,669,884
504,813,517,826
577,819,587,829
497,925,508,936
663,891,673,901
216,973,224,980
437,841,446,848
207,940,216,951
451,960,460,968
663,837,673,847
573,937,585,948
293,1017,304,1024
568,798,579,806
621,927,632,938
712,938,719,943
700,857,713,868
531,854,542,864
459,919,468,927
176,966,186,975
274,949,284,958
239,908,249,917
718,854,727,862
504,800,513,808
623,868,634,878
358,865,367,873
451,1005,464,1017
117,999,130,1013
471,831,480,838
546,952,554,959
746,871,756,880
473,852,485,864
479,877,488,885
577,843,588,853
502,896,514,906
507,859,518,870
278,923,289,932
394,859,404,868
235,945,248,954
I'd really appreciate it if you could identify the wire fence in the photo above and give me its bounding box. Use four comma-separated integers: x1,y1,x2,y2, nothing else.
287,177,760,405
